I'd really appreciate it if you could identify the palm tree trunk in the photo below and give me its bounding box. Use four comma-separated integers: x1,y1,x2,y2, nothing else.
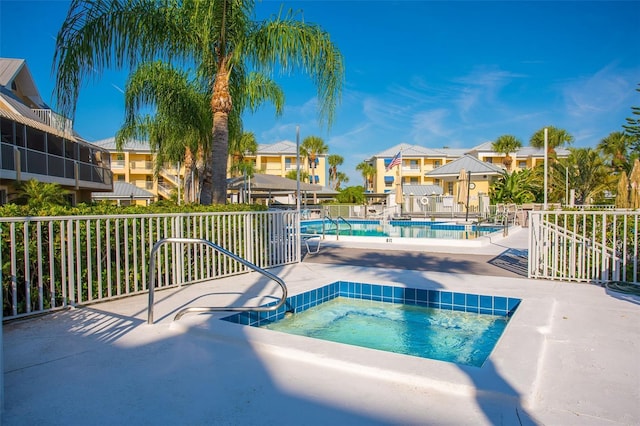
201,61,232,205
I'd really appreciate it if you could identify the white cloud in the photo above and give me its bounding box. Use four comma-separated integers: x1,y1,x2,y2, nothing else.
562,65,635,118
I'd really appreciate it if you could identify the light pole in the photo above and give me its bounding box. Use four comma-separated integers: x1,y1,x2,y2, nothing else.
565,165,569,206
543,127,548,210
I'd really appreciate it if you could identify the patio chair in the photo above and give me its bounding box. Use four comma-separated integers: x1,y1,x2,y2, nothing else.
301,233,321,255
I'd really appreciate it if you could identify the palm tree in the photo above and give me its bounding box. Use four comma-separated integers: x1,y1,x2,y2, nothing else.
327,154,344,189
489,170,536,204
115,61,212,203
53,0,344,204
492,134,522,171
597,131,632,174
565,148,615,205
14,180,70,208
356,161,376,193
300,136,328,185
530,126,574,156
229,132,258,178
285,169,309,182
334,171,349,191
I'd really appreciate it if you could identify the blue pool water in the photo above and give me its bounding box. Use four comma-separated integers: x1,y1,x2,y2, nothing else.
223,281,521,367
301,220,501,239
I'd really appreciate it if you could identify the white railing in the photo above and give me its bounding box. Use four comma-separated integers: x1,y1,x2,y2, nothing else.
529,210,639,284
0,210,299,321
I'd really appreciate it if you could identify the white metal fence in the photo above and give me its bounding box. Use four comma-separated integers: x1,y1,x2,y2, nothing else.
0,210,299,321
529,210,639,283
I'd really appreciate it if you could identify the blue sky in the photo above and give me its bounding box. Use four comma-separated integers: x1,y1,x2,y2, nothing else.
1,1,639,184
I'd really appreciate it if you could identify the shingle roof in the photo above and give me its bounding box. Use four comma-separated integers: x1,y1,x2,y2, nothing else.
425,154,504,177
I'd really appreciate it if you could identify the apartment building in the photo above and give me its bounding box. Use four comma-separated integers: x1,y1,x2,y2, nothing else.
253,140,327,186
93,137,184,204
93,139,328,204
367,142,569,194
0,58,112,204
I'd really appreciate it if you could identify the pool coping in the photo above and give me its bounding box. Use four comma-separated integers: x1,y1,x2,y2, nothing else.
173,275,552,408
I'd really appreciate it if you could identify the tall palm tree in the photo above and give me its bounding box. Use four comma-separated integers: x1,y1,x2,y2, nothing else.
53,0,344,204
492,134,522,171
300,136,328,185
530,126,574,156
327,154,344,189
115,61,211,203
356,161,376,193
597,131,632,174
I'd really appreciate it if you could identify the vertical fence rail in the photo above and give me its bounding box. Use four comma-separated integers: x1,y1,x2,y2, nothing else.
529,210,639,284
1,210,300,321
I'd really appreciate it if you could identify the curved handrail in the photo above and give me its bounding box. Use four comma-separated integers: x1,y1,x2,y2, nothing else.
322,214,339,240
337,216,353,236
147,237,288,324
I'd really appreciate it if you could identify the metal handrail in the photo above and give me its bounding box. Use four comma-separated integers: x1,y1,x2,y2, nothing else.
147,237,288,324
337,216,353,235
322,215,339,240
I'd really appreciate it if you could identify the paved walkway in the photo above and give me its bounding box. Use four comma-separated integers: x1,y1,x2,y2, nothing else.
2,226,639,425
305,227,530,278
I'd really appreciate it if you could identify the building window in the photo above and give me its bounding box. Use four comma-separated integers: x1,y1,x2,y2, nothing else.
447,182,453,195
434,160,441,167
116,175,125,181
485,158,492,163
518,161,527,169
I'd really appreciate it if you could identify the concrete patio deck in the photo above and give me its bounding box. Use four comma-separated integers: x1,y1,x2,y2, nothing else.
2,227,639,425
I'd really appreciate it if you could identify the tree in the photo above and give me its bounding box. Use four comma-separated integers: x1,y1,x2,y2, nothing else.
565,148,614,205
300,136,328,185
530,126,574,156
229,132,258,178
492,134,522,171
285,169,309,182
53,0,344,204
356,161,376,193
327,154,344,189
335,186,365,204
623,83,640,153
334,171,349,191
14,180,70,208
597,131,633,174
489,170,536,204
115,61,212,203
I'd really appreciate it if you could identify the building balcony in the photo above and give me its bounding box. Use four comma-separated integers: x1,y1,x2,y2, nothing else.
0,142,113,191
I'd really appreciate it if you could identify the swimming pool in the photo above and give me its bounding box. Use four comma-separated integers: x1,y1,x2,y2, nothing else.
223,281,521,367
301,219,501,240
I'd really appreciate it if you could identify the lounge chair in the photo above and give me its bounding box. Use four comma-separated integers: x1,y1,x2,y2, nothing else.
301,233,321,255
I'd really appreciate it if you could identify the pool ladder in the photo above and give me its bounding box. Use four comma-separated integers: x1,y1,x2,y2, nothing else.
322,215,353,240
147,237,288,324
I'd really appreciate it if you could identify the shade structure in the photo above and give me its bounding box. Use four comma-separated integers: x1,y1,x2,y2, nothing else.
630,159,640,209
616,171,629,208
457,168,469,205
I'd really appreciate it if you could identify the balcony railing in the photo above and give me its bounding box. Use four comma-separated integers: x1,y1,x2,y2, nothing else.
31,109,73,135
0,142,113,189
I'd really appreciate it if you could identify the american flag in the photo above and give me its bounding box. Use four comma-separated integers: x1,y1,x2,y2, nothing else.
386,151,402,172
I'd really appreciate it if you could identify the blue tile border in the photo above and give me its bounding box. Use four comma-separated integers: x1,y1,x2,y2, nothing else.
222,281,521,327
